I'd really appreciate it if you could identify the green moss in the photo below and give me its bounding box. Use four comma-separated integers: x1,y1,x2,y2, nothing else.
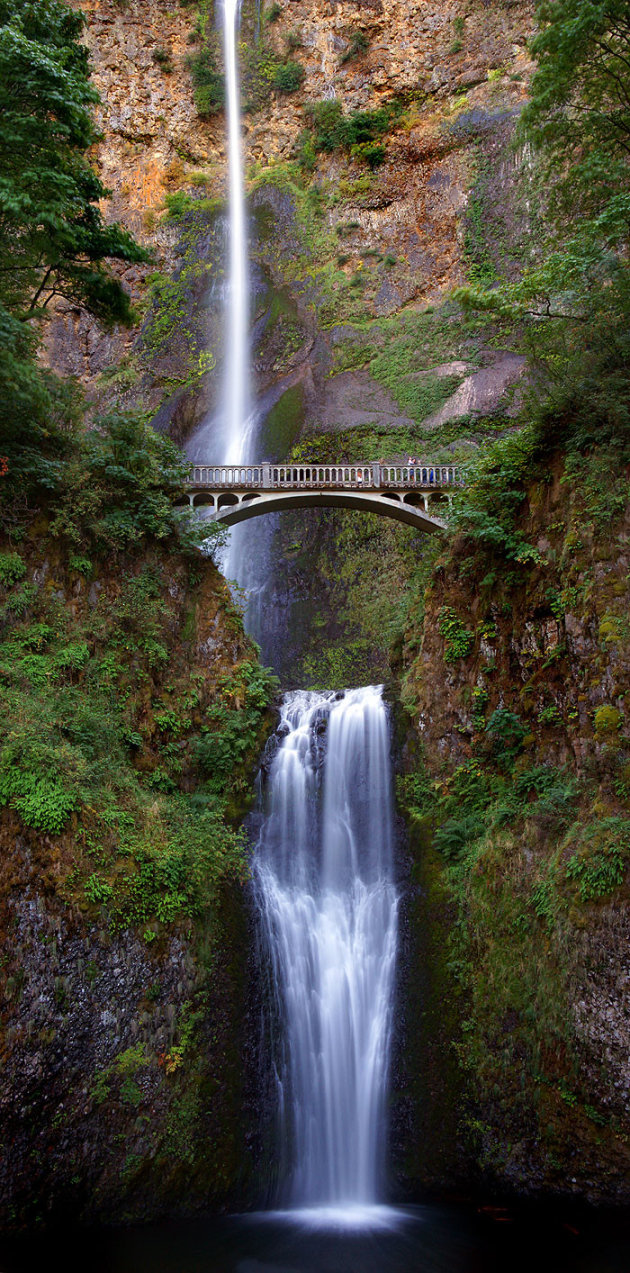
593,704,622,734
259,385,304,460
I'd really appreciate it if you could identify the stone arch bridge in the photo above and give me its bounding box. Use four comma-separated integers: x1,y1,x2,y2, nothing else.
178,463,464,533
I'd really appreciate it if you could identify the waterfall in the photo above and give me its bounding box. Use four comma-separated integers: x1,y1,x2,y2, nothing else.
187,0,265,609
221,0,251,464
255,687,399,1220
185,13,401,1222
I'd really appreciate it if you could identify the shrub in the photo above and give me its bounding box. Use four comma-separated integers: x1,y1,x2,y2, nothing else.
434,813,486,861
49,412,205,554
351,142,386,169
0,552,26,587
485,709,526,767
305,100,393,154
284,29,303,52
152,48,173,73
187,48,225,115
566,818,630,901
593,705,622,735
340,30,369,65
273,60,305,93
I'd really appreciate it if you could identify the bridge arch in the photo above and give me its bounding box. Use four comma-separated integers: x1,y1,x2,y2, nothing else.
185,489,447,533
179,460,463,534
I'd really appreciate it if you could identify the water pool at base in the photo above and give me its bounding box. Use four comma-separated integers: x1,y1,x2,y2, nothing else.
2,1203,630,1273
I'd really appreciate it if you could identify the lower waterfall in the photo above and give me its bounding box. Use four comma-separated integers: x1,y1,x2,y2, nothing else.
254,686,399,1220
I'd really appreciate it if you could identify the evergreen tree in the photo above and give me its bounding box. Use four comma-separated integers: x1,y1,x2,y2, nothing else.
0,0,146,324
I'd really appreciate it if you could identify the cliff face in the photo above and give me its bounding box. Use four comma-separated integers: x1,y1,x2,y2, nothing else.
51,0,533,444
0,529,276,1227
43,0,538,689
396,455,630,1202
29,0,630,1217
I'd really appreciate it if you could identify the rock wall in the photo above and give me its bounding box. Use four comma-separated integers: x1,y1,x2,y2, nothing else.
396,456,630,1202
49,0,534,442
0,533,276,1227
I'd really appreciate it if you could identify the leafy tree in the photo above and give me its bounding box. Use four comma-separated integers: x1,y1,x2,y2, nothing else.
524,0,630,228
49,412,222,555
0,303,78,499
0,0,147,323
272,60,305,93
187,44,225,116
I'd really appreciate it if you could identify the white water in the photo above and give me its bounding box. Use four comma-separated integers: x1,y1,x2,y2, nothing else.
221,0,252,464
186,0,263,601
186,14,401,1220
255,688,399,1215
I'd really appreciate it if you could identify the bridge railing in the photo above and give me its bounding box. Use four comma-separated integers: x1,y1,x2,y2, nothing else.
380,465,462,487
187,463,463,489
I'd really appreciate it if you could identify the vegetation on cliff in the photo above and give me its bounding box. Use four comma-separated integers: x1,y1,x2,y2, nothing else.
398,0,630,1198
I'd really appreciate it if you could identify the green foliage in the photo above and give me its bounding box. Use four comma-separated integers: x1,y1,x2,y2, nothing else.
593,704,622,735
437,606,474,663
449,429,545,566
350,142,386,169
187,44,225,115
524,0,630,229
565,818,630,901
339,29,369,65
0,550,265,926
0,552,25,587
304,99,396,158
272,59,305,93
0,712,79,831
46,411,207,555
152,48,173,73
434,813,485,861
194,660,278,794
456,0,630,409
485,709,526,768
85,873,113,905
0,304,80,498
0,0,146,323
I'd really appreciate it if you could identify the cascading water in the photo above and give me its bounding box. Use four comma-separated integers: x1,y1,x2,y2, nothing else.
254,687,399,1221
186,9,401,1222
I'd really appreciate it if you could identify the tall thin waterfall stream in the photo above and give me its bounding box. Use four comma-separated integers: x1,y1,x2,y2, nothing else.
255,688,399,1220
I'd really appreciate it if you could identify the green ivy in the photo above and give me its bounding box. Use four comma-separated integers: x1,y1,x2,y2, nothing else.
437,606,474,663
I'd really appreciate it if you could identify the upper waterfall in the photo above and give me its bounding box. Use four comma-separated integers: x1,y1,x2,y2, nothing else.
222,0,251,464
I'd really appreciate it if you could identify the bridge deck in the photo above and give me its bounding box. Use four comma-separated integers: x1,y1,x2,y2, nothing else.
186,462,463,491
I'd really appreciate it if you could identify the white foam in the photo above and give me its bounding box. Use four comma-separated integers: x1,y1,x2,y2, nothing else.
252,1204,410,1232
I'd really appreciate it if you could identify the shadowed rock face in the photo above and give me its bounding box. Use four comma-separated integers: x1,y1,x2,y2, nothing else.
421,353,528,428
310,369,416,433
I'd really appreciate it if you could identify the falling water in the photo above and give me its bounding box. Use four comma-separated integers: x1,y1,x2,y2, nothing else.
186,0,266,610
255,687,399,1220
221,0,252,464
186,10,401,1219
